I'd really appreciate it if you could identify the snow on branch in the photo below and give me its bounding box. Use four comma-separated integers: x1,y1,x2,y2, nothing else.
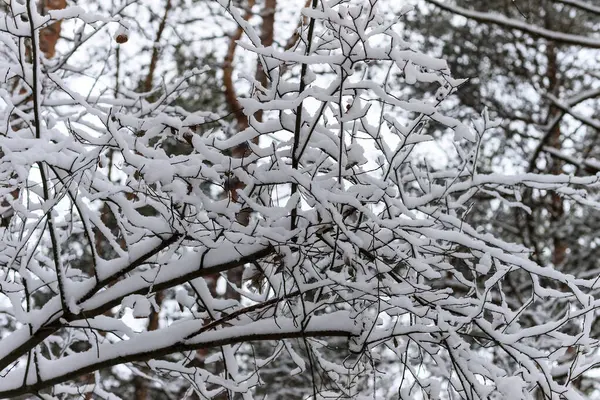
0,0,599,399
424,0,600,48
553,0,600,16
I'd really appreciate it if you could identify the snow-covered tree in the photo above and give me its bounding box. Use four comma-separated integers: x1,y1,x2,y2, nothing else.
0,0,599,399
405,3,600,396
411,0,600,273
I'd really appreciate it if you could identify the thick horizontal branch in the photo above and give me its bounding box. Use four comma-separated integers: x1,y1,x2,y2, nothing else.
0,241,272,376
424,0,600,48
0,314,357,398
79,243,273,317
78,234,182,305
553,0,600,15
0,236,180,373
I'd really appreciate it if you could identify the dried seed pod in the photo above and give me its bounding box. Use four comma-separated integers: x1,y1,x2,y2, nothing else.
115,34,128,44
114,26,129,44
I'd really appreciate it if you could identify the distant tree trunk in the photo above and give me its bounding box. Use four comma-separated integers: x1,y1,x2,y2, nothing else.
34,0,100,397
1,0,67,228
132,1,173,398
39,0,67,59
545,39,567,267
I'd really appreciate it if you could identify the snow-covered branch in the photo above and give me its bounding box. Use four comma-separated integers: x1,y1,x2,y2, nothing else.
424,0,600,48
553,0,600,15
0,0,599,398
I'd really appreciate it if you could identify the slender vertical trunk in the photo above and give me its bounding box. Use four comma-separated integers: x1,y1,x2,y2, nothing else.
185,2,279,397
130,2,173,398
253,0,276,122
33,0,100,397
1,0,67,228
545,32,567,268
